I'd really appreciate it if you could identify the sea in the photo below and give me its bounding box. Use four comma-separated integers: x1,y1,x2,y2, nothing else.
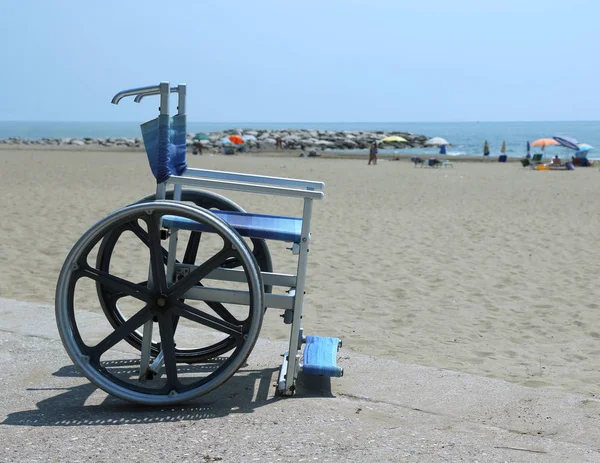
2,120,599,159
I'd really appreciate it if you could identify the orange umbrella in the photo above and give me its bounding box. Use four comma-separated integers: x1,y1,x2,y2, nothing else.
531,138,559,151
229,135,244,145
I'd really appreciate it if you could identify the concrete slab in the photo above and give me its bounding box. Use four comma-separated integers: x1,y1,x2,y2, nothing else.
1,297,599,462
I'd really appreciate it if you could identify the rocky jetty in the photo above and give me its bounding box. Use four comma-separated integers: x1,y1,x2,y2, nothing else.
0,129,429,151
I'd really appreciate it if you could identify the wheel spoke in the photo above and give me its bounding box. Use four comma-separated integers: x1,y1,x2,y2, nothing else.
128,219,171,266
145,213,168,293
183,231,201,264
157,313,179,391
168,245,235,299
172,300,243,338
88,305,152,360
221,241,261,270
103,280,148,303
203,298,240,325
81,266,152,303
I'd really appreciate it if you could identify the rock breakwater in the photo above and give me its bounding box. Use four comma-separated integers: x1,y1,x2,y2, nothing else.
0,129,429,151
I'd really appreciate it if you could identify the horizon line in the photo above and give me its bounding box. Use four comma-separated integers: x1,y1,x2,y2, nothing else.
1,119,600,124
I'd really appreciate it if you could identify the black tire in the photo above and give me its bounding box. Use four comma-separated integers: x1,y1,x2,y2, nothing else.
56,201,264,405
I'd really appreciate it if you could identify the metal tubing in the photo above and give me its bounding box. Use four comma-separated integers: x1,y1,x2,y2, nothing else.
183,168,324,191
138,320,154,380
111,84,161,105
177,84,186,115
159,81,170,116
174,264,297,288
283,198,314,392
184,286,294,310
168,176,324,200
134,86,178,103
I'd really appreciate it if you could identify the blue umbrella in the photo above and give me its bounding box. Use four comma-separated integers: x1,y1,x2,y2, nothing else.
553,136,579,150
575,143,593,157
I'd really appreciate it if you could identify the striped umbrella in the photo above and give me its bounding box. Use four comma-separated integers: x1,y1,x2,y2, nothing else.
553,136,579,150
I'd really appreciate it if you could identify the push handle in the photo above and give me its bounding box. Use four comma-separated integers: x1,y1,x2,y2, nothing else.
135,84,186,115
111,83,168,105
134,86,178,103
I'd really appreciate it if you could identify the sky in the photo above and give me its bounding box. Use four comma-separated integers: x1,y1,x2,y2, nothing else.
1,0,598,122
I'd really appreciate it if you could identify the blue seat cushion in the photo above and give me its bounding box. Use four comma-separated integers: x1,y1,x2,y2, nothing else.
302,336,343,377
162,210,303,243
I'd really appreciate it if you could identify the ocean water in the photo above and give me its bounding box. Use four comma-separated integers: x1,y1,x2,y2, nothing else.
1,120,599,159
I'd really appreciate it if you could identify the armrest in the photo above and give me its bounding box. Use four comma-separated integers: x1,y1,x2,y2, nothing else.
183,168,324,191
168,175,324,200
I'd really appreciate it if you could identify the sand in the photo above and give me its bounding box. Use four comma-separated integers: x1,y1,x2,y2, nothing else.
1,146,599,398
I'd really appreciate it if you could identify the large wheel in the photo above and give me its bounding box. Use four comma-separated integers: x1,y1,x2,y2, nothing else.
96,189,272,363
56,201,264,405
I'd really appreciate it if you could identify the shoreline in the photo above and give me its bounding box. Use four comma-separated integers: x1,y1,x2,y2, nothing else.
0,143,526,163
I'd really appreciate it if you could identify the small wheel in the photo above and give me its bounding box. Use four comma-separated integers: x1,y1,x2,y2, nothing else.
56,201,264,405
96,189,272,362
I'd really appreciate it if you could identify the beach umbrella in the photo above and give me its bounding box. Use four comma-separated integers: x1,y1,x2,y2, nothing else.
229,135,244,145
553,136,579,150
501,141,506,154
531,138,559,151
379,136,408,143
577,143,593,152
193,133,210,141
221,138,233,144
424,137,450,146
575,143,593,157
439,145,447,155
483,140,490,156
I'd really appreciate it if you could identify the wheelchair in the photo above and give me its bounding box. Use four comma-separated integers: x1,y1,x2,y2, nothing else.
55,82,343,405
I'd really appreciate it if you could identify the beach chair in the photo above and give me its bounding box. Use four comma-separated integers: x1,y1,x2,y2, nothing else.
411,156,425,167
531,153,543,165
54,82,343,405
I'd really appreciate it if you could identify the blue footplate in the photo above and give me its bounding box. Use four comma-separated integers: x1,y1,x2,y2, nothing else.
302,336,343,377
162,210,303,243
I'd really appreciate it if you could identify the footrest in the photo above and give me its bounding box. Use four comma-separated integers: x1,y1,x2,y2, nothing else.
301,336,343,377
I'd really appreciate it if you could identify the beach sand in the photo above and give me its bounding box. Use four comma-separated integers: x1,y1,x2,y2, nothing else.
1,147,599,398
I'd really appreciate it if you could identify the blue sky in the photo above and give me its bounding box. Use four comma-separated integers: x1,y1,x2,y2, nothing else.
1,0,597,122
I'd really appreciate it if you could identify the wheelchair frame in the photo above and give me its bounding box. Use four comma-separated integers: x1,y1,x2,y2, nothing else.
54,82,342,405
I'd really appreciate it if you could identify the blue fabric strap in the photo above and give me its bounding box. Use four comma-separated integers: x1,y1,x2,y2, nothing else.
140,115,188,183
170,115,188,176
157,114,170,183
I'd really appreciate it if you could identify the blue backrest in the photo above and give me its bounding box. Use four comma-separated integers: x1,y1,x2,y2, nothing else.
140,114,188,183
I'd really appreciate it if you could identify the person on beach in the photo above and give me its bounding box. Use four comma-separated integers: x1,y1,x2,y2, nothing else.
483,140,490,158
368,142,378,165
192,141,203,155
275,136,282,150
552,155,561,165
299,143,306,157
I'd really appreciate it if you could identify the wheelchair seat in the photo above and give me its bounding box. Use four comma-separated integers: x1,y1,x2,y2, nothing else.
162,210,303,243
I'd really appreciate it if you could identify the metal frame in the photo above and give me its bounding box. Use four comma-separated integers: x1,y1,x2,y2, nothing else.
110,81,324,395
